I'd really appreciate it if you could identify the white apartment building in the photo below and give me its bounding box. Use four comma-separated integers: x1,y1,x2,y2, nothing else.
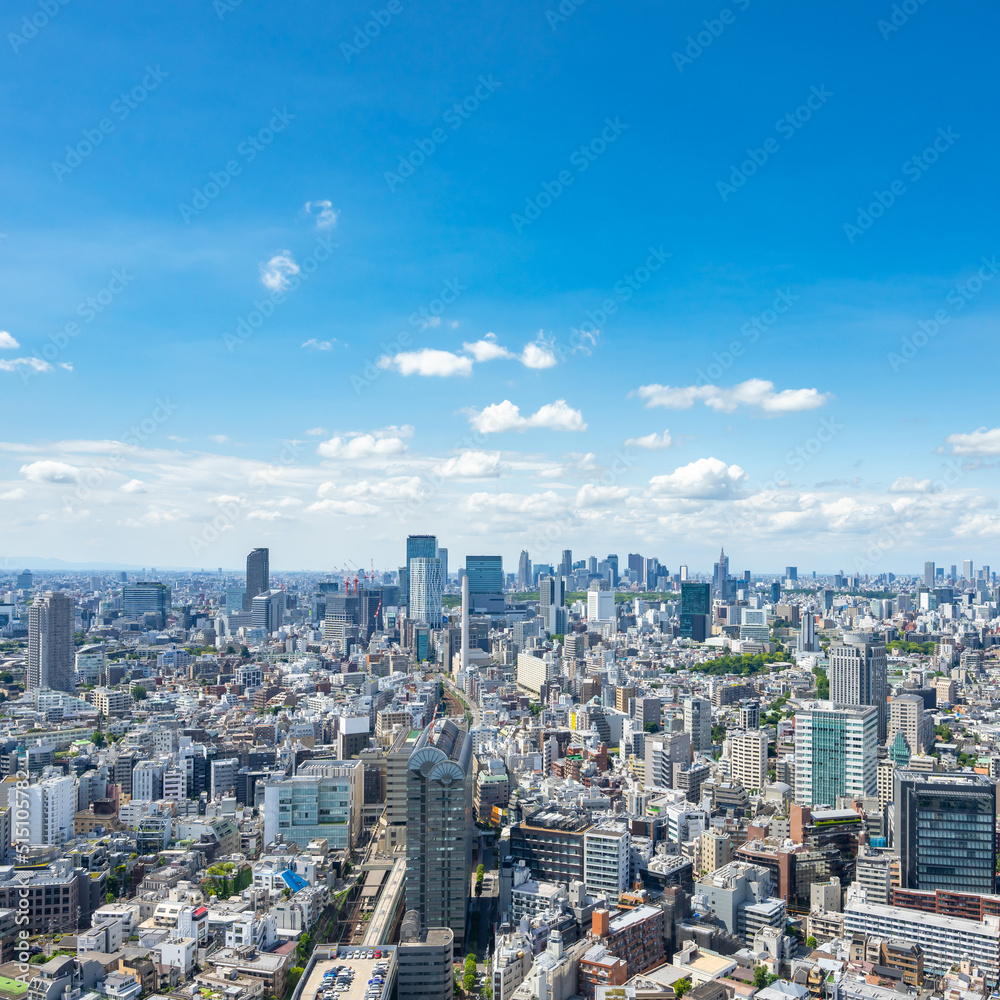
729,730,767,792
583,825,631,898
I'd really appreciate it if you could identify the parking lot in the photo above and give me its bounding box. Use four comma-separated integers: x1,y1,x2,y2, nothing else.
300,950,395,1000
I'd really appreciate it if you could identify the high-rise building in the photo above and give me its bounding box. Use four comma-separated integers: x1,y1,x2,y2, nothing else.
263,761,364,850
517,550,531,591
251,589,286,633
729,730,767,792
583,824,631,898
606,554,619,586
679,582,710,641
829,634,888,741
785,566,797,581
466,556,504,615
923,561,935,588
11,773,76,847
627,553,643,581
887,694,932,755
683,697,712,755
963,559,973,581
405,721,473,946
16,570,32,590
644,731,691,789
713,546,730,601
559,549,573,580
587,580,615,625
246,548,270,608
794,702,877,807
437,546,448,584
893,770,997,895
122,581,171,623
798,612,816,652
538,574,565,636
27,591,75,693
409,557,443,627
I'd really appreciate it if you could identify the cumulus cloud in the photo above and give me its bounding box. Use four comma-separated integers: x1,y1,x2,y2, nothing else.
317,477,422,501
380,332,563,377
0,488,26,500
648,457,747,499
20,460,82,484
305,200,339,229
636,378,831,414
120,479,148,493
889,476,934,494
468,399,587,434
302,338,336,351
463,334,513,362
306,499,379,516
305,427,328,436
520,336,558,369
0,357,52,374
0,332,19,350
576,483,630,507
260,251,300,292
946,427,1000,455
378,349,473,378
433,451,502,479
624,430,672,450
316,426,413,460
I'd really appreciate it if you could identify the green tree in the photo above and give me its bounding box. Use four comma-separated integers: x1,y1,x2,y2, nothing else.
806,936,817,949
753,967,779,990
643,721,659,733
812,667,829,699
287,967,304,993
90,732,106,749
131,685,147,701
673,978,691,999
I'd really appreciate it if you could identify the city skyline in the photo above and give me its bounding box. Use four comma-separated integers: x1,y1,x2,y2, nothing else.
2,4,1000,568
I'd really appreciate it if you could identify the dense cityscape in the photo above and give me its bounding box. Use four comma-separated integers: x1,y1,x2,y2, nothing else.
0,540,995,1000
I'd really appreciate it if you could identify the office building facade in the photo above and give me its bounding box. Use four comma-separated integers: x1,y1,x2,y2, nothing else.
27,591,75,693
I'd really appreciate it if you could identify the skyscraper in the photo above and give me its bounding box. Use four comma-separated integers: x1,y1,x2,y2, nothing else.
559,549,572,580
713,546,730,601
923,561,935,588
517,550,531,591
894,771,997,895
785,566,797,581
606,553,619,586
828,633,888,741
27,591,75,693
679,582,710,641
122,581,171,625
245,548,270,608
794,702,877,807
963,559,974,581
251,589,286,633
538,574,564,636
405,721,473,946
466,555,504,615
409,557,443,627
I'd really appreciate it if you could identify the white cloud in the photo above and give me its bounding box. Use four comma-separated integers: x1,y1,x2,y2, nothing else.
120,479,148,493
20,460,82,484
576,483,630,507
433,451,502,479
0,332,19,350
302,338,336,351
648,457,747,499
316,426,413,460
306,499,379,516
946,427,1000,455
0,488,26,500
0,357,52,374
636,378,831,414
260,251,300,292
624,430,672,450
305,427,328,437
520,336,558,370
469,399,586,434
208,434,229,444
889,476,934,494
463,334,513,362
305,200,339,229
59,362,73,371
378,349,473,378
317,477,422,501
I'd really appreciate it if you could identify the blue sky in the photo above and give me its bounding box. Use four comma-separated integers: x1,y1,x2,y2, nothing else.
2,0,999,573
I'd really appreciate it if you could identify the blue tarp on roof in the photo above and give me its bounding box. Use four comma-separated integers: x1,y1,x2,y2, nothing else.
280,869,309,893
